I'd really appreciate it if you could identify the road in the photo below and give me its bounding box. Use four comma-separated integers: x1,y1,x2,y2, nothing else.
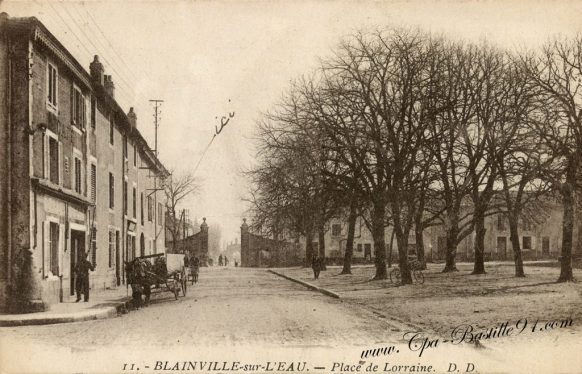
1,267,403,348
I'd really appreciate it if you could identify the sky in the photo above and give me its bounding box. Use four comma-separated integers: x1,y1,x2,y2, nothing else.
3,0,582,246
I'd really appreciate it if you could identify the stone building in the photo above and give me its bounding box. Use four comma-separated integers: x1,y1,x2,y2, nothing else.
0,14,169,312
262,199,572,267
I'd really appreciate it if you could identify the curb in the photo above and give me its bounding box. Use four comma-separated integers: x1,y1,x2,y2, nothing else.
268,269,341,299
0,298,132,327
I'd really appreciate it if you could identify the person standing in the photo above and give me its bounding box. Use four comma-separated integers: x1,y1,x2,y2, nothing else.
191,256,200,283
75,251,95,302
311,254,321,280
218,254,223,266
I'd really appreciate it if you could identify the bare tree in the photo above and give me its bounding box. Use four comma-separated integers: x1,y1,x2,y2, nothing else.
164,170,200,251
521,36,582,282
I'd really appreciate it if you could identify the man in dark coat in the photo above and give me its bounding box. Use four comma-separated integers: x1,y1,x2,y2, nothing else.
75,252,95,302
311,254,321,280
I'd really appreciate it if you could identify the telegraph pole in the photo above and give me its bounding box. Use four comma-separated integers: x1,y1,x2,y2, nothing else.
149,99,163,253
149,99,164,156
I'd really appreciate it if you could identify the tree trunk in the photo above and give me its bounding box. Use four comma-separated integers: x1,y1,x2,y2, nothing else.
395,228,413,285
472,210,486,275
388,229,395,268
508,215,525,277
372,199,387,280
443,224,459,273
558,166,575,282
318,226,327,271
305,229,314,268
341,202,357,275
415,217,427,270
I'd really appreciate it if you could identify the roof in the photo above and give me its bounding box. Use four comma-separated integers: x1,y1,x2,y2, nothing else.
4,14,170,178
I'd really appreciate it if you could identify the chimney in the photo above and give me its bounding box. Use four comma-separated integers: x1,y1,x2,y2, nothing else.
89,55,104,85
104,75,115,98
127,107,137,131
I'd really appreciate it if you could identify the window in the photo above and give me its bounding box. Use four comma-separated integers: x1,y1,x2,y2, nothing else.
123,180,128,216
48,137,59,184
72,86,85,129
108,230,115,268
140,192,144,225
132,187,137,218
90,98,96,129
109,116,114,145
74,157,82,194
147,196,153,222
332,224,341,236
158,202,162,225
90,163,96,201
523,236,532,250
47,63,58,110
49,222,59,275
497,215,506,231
109,173,114,209
123,135,128,159
133,145,137,167
356,243,363,252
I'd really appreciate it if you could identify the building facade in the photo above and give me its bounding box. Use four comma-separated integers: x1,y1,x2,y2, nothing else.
0,14,169,312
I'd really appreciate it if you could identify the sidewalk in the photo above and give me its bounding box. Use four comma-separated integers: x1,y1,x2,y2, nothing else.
0,286,133,327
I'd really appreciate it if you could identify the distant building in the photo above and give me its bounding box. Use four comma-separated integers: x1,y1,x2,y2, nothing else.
166,218,209,266
0,14,169,312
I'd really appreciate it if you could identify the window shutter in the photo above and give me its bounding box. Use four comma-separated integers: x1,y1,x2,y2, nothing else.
43,221,50,278
58,223,65,276
70,85,74,126
58,141,63,186
43,134,48,179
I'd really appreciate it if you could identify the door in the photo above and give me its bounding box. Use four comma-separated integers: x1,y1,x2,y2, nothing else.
497,236,507,260
70,230,85,296
115,230,121,286
140,233,145,257
542,237,550,256
364,243,372,260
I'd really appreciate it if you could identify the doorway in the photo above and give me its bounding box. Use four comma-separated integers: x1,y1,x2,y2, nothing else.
497,236,507,260
70,230,86,296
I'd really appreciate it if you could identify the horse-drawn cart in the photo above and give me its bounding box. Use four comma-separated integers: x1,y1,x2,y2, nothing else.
127,253,188,301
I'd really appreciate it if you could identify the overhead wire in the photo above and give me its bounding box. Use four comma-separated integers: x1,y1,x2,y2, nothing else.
54,2,136,101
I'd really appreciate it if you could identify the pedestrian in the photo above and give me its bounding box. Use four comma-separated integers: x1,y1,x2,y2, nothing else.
224,256,229,266
75,251,95,302
192,256,200,283
218,254,223,266
311,254,321,280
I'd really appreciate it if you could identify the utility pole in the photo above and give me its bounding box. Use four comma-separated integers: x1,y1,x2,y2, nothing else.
149,99,163,253
149,99,163,156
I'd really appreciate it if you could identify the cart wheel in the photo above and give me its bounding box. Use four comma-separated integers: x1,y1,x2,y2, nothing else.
390,268,401,284
414,270,425,284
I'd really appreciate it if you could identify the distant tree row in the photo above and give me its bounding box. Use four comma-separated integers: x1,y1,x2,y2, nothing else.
246,28,582,284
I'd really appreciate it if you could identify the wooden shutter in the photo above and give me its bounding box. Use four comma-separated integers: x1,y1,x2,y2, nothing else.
43,221,50,278
57,223,65,276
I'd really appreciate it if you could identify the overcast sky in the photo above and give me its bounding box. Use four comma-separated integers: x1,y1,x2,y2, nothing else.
3,0,582,246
